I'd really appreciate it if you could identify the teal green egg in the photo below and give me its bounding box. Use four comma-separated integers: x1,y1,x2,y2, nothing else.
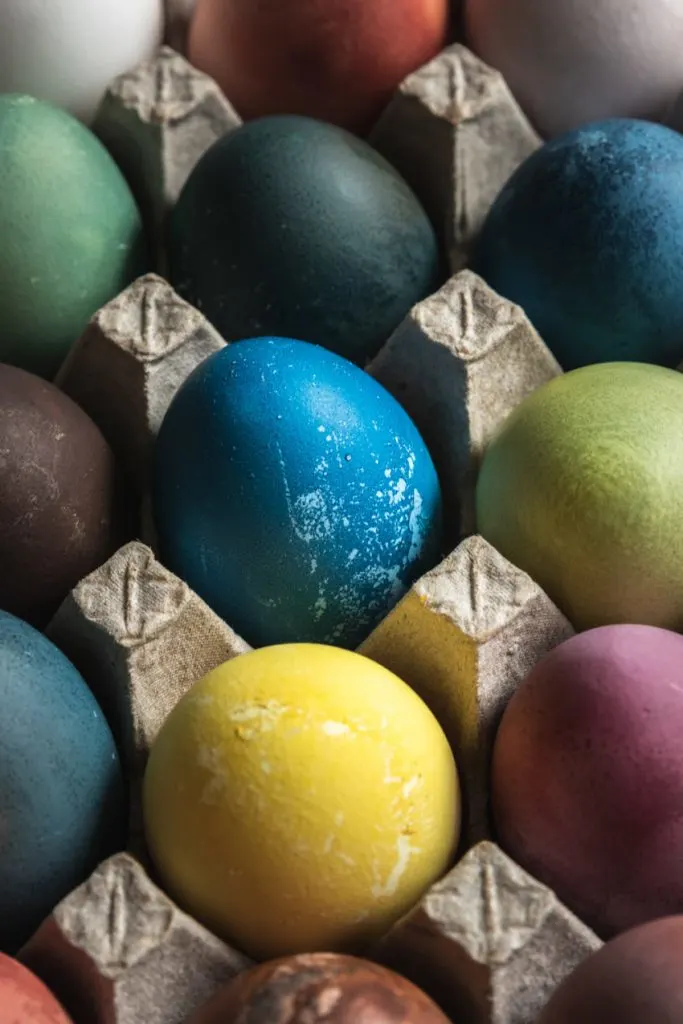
0,94,148,378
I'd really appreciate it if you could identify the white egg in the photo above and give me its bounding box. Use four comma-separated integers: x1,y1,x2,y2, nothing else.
0,0,164,123
465,0,683,137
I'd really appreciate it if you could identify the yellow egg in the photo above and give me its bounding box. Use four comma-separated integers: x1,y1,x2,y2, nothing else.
143,643,460,960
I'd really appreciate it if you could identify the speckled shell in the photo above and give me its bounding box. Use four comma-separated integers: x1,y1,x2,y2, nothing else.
0,954,73,1022
168,116,441,366
472,119,683,370
188,953,452,1023
0,611,126,953
0,363,132,628
475,362,683,632
143,644,460,960
152,337,443,649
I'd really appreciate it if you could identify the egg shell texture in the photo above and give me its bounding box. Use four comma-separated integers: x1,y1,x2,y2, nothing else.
492,625,683,938
465,0,683,137
188,0,449,133
143,644,460,961
472,119,683,370
0,611,126,953
188,953,452,1023
168,116,441,367
475,362,683,632
0,953,72,1023
539,916,683,1023
0,95,147,378
0,364,131,628
0,0,164,123
152,337,443,649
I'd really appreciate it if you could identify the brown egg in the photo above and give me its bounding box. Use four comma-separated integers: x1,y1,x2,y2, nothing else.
0,364,131,627
539,916,683,1023
187,953,451,1024
0,953,73,1023
187,0,450,134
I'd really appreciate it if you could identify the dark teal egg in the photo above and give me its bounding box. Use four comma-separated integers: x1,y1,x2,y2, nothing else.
0,611,126,952
152,337,443,649
168,115,442,366
472,119,683,370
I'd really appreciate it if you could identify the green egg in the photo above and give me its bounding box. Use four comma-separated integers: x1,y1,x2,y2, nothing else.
475,362,683,631
0,94,148,378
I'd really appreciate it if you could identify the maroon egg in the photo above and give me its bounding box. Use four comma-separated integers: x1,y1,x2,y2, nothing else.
539,916,683,1023
0,364,131,627
187,953,451,1024
492,624,683,937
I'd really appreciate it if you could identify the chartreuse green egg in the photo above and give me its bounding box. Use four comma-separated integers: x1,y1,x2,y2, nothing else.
0,94,147,378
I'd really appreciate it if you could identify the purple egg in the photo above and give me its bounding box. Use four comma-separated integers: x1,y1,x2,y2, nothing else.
492,624,683,937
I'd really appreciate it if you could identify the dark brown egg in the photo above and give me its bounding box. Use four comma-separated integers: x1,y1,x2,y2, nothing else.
0,364,131,627
539,916,683,1023
187,953,451,1024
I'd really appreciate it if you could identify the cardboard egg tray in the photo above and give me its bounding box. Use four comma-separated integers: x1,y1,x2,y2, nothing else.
16,6,606,1022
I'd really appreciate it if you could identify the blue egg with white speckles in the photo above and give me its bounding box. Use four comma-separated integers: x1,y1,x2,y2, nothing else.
152,337,443,649
472,119,683,370
0,611,126,953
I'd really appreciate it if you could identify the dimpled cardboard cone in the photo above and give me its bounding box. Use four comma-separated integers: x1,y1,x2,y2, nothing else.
55,274,226,494
359,536,574,843
19,854,252,1024
46,541,250,855
93,46,241,266
374,841,601,1024
369,45,542,272
368,271,561,542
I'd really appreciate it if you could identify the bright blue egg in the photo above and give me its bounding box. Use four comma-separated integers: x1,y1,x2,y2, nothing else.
0,611,126,953
152,337,443,648
472,119,683,370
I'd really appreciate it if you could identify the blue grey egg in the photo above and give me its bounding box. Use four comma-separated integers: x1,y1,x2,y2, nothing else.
472,119,683,369
0,611,126,953
152,337,443,649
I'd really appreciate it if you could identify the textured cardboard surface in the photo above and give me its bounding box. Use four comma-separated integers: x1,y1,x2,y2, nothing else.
368,271,561,542
375,842,601,1024
94,46,240,267
56,274,226,494
369,45,541,273
360,536,573,843
20,854,252,1024
47,542,250,854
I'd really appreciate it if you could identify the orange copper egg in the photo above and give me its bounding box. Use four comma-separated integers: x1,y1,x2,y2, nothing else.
188,0,449,133
0,954,73,1023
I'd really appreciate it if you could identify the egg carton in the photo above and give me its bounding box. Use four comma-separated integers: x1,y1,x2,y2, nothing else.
13,24,605,1024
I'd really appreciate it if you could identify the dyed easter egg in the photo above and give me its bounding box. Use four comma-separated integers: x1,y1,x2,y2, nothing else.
465,0,683,138
0,955,73,1023
143,644,460,960
472,119,683,370
152,337,442,649
476,363,683,631
0,0,163,124
0,95,147,378
168,116,441,367
539,917,683,1023
0,611,125,953
492,625,683,937
188,954,452,1024
188,0,449,134
0,364,131,629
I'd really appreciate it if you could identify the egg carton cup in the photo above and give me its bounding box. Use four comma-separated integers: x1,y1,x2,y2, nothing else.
14,31,604,1024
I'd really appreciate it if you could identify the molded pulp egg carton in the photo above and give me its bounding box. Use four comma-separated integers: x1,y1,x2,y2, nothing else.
16,4,606,1022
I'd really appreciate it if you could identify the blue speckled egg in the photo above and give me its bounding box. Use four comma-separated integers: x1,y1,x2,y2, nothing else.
152,337,443,649
472,119,683,370
0,611,126,953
